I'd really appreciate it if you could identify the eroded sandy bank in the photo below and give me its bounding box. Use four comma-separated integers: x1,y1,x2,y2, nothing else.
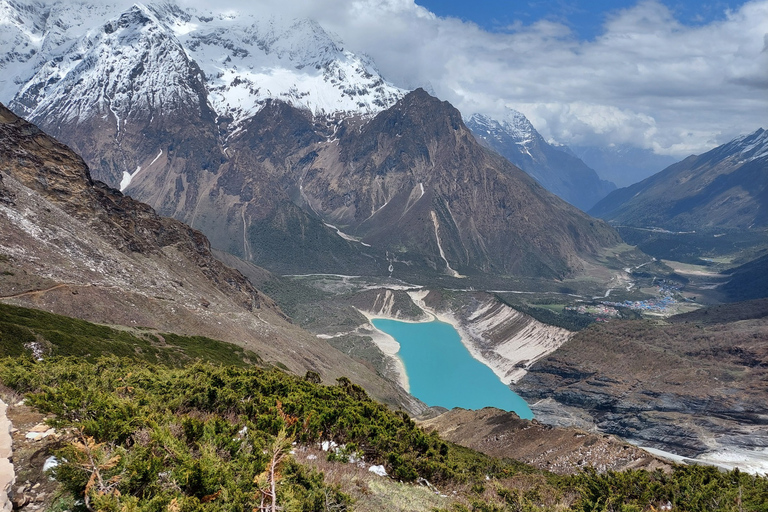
357,310,413,393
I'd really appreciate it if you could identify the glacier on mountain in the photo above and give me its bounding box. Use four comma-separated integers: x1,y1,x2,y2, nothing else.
0,0,406,133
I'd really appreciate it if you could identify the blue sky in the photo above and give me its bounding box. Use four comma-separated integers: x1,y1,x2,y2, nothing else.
415,0,748,40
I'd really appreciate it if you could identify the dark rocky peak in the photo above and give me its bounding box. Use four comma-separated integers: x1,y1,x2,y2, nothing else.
238,99,321,147
341,88,468,167
113,4,154,30
384,88,463,130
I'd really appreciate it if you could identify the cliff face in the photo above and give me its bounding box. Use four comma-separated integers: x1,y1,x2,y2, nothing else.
513,306,768,458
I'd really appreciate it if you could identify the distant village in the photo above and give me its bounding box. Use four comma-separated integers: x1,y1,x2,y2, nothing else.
566,283,684,321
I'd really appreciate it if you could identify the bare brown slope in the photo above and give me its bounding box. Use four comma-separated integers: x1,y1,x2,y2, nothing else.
300,89,621,279
0,103,423,412
421,408,670,475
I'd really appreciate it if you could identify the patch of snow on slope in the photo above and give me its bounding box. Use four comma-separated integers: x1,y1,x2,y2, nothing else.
120,149,163,191
120,166,140,192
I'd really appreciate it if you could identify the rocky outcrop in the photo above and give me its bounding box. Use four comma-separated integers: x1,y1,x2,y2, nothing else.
421,407,671,475
0,102,270,314
513,312,768,460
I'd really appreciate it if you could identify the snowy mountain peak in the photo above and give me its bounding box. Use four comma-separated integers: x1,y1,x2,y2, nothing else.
10,1,204,126
174,10,405,125
731,127,767,162
467,109,535,148
1,0,406,131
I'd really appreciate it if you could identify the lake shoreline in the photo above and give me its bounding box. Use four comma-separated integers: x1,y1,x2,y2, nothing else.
359,290,522,395
357,310,412,392
370,316,532,417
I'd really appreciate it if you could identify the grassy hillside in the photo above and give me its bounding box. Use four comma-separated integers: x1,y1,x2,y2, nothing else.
0,302,261,367
1,304,767,511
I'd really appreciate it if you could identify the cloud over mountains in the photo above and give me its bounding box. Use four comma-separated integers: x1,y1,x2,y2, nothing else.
27,0,768,156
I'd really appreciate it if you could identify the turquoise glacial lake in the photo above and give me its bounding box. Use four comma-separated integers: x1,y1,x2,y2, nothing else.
371,318,533,419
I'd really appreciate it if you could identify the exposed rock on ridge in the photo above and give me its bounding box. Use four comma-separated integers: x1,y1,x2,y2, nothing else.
0,102,424,413
467,112,616,211
590,128,768,230
297,90,622,279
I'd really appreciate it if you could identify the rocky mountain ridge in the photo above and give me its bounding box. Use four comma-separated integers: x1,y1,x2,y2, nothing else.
1,0,627,285
0,102,423,412
590,128,768,230
467,112,616,211
291,90,622,279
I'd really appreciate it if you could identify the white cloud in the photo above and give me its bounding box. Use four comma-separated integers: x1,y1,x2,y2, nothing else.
301,0,767,157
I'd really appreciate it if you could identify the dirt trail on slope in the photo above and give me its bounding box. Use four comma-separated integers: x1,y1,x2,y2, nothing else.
0,396,60,511
0,400,14,512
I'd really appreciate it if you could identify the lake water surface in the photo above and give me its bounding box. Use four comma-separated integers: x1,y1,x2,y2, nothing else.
371,318,533,419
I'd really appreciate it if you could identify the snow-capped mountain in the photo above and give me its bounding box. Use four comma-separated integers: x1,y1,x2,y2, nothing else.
1,0,405,132
590,128,768,230
0,1,120,104
466,111,616,211
12,4,207,127
175,10,404,126
0,1,624,283
0,0,406,190
468,111,536,151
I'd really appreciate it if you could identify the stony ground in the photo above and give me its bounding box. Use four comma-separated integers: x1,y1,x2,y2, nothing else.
2,394,60,511
420,408,672,475
514,304,768,461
